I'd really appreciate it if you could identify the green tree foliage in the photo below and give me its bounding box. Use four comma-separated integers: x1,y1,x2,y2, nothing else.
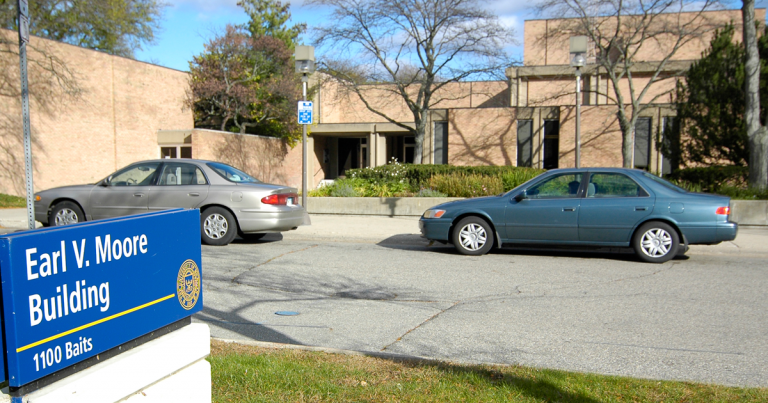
674,23,768,167
0,0,164,58
186,25,301,142
237,0,306,49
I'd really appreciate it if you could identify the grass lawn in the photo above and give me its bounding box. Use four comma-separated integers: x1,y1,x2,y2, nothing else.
209,340,767,402
0,193,25,208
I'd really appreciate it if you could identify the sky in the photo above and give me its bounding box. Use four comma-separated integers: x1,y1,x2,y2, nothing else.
134,0,530,71
135,0,768,72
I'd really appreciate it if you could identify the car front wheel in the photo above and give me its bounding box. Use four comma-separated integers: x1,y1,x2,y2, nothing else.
49,201,84,226
452,216,494,256
201,207,237,246
632,221,679,263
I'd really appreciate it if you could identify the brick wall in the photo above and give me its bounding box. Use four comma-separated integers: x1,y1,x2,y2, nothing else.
447,108,518,166
190,129,306,190
0,31,192,196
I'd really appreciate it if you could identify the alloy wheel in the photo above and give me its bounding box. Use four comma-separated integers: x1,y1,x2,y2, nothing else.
204,213,229,239
640,228,672,258
54,208,79,225
459,223,487,251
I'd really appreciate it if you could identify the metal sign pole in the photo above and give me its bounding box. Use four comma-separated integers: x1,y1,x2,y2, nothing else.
18,0,35,229
301,75,308,209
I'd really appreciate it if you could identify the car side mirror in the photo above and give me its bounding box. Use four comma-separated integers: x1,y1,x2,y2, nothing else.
100,177,111,187
514,191,527,202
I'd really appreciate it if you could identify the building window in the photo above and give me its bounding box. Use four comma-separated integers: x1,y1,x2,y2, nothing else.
161,146,191,159
543,120,559,169
634,117,652,170
661,117,679,176
433,122,448,164
517,120,533,167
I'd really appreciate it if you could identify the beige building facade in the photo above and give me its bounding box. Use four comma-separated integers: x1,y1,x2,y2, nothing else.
0,9,761,197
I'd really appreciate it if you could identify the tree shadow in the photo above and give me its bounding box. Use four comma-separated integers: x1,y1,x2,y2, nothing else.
376,358,604,403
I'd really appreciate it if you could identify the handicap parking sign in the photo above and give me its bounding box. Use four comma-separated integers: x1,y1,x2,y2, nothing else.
298,101,313,125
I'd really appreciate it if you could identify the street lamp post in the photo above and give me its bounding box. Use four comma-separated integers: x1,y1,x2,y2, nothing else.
570,36,588,169
295,46,315,211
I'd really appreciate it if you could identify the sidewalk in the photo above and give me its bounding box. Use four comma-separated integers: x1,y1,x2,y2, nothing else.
2,208,766,255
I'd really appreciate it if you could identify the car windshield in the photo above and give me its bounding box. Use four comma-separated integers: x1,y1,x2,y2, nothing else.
206,162,261,183
642,172,687,193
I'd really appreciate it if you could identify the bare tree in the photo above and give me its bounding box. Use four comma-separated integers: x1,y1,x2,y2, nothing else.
742,0,768,189
309,0,515,164
536,0,725,168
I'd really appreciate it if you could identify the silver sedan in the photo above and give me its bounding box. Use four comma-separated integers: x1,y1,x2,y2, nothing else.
34,159,305,245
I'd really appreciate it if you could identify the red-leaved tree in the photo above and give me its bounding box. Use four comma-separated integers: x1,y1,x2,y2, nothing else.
186,25,301,142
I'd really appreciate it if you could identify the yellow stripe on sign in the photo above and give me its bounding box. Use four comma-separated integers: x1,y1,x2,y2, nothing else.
17,294,176,353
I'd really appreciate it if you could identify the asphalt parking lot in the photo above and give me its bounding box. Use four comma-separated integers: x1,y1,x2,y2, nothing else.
2,211,767,387
196,215,768,388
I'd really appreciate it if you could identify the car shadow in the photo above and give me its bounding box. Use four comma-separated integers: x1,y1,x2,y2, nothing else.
233,233,284,244
376,234,690,263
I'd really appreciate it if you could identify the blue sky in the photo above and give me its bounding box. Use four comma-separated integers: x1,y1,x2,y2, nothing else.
134,0,529,71
135,0,768,72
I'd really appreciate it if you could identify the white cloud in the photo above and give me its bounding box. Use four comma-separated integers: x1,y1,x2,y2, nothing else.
486,0,534,18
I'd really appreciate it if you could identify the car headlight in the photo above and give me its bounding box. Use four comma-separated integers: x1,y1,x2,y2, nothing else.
423,209,446,219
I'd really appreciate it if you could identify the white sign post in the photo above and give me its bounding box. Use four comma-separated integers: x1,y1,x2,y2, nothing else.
298,101,313,125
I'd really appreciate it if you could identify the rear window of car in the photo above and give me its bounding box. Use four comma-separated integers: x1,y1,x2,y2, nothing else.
206,162,262,183
642,172,687,193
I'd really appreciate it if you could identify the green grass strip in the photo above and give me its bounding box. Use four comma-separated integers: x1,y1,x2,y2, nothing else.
0,193,25,208
209,340,767,403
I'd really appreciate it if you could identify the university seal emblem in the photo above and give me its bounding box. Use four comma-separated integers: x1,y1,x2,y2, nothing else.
177,259,201,310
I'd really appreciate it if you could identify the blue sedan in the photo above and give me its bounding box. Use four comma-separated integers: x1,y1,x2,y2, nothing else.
419,168,738,263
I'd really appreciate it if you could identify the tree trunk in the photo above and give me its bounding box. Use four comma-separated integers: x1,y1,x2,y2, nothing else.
743,0,768,189
750,127,768,187
618,112,634,168
413,109,429,165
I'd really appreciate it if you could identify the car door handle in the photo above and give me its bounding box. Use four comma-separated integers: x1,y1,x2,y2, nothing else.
188,192,200,197
635,207,647,211
133,193,144,197
563,207,576,212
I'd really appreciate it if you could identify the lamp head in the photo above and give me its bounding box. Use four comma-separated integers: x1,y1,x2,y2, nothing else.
570,53,586,68
294,45,316,74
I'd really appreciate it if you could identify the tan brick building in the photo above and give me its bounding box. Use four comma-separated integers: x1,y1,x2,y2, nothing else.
0,8,760,196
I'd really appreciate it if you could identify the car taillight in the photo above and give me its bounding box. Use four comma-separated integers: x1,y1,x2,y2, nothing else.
261,193,298,205
716,206,730,215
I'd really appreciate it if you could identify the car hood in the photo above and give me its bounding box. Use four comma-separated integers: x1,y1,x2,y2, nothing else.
37,184,97,195
430,195,500,210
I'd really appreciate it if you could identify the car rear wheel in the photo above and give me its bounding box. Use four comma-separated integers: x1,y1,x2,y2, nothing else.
632,221,679,263
49,201,84,226
452,216,494,256
201,207,237,246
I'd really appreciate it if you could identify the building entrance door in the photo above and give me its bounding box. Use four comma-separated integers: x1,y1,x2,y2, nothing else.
337,137,367,177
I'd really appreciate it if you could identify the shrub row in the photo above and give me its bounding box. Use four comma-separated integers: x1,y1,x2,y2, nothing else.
667,165,748,192
308,163,545,198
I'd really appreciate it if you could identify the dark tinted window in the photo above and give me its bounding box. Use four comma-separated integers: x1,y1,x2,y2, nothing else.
527,173,583,199
587,173,648,198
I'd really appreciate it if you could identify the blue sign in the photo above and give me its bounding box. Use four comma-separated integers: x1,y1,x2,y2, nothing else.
0,209,202,387
298,101,313,124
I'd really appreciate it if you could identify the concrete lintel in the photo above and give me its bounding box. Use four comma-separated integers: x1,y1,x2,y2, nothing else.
374,122,414,133
511,60,694,78
157,130,192,145
312,123,375,134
